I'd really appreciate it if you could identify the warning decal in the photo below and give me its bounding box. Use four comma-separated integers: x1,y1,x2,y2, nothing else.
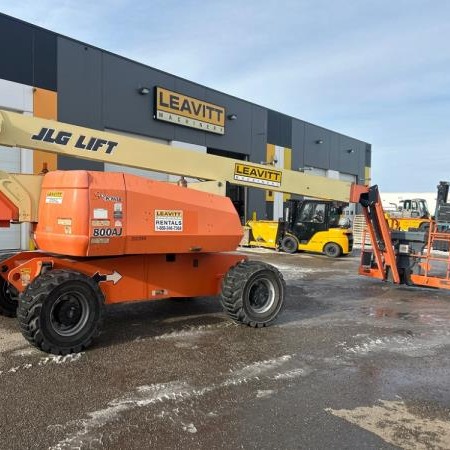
155,210,183,232
45,191,63,204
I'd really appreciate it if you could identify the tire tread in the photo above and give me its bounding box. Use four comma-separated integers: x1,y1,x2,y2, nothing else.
17,270,104,355
220,260,285,327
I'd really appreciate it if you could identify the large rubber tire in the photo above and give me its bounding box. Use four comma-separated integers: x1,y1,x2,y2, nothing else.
0,277,18,317
323,242,342,258
220,260,285,327
280,235,299,254
17,270,105,355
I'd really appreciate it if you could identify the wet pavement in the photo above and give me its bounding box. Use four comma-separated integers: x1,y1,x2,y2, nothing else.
1,249,449,449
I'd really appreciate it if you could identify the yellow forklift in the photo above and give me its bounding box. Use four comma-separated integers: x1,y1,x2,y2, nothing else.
244,199,353,257
384,198,431,231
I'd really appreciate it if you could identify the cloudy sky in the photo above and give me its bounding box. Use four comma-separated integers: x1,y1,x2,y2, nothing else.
2,0,449,192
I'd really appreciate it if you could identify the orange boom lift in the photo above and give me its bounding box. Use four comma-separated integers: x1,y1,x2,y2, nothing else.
0,110,353,354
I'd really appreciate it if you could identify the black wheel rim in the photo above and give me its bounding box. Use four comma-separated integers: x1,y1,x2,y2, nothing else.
326,245,337,256
286,240,295,252
248,277,275,314
50,291,90,337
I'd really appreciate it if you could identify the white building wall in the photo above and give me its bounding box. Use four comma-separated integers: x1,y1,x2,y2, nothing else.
0,79,33,250
273,145,285,220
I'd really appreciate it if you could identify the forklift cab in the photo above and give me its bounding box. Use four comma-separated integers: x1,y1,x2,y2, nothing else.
398,199,430,219
273,199,352,257
285,199,342,244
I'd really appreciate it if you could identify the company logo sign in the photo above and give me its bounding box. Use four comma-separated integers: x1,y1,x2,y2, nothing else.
234,163,282,187
31,127,118,154
155,87,225,135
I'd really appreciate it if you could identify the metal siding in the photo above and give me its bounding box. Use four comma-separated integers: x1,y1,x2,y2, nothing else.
205,91,252,155
0,14,56,91
246,105,267,219
0,78,33,250
0,16,33,87
365,144,372,167
34,28,57,91
0,144,21,247
0,79,33,112
250,105,267,164
329,133,340,168
103,53,176,141
292,119,306,171
0,146,20,172
58,38,102,127
249,188,268,219
338,136,360,174
267,110,292,148
304,124,330,169
57,156,104,171
57,37,104,171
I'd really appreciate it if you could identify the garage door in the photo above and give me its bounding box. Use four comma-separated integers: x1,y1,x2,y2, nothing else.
0,145,21,250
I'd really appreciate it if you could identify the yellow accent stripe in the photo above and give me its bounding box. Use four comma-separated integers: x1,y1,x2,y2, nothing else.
365,166,371,184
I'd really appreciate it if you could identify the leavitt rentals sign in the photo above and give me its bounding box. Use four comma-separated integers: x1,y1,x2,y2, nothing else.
155,87,225,134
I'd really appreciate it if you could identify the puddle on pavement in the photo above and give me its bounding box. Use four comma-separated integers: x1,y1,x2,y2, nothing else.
360,305,450,327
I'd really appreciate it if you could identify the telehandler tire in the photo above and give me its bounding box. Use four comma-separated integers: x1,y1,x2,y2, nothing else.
220,260,285,327
17,270,104,355
0,277,19,317
280,235,299,254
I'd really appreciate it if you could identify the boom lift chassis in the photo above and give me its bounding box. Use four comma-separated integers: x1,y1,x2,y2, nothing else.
1,110,320,354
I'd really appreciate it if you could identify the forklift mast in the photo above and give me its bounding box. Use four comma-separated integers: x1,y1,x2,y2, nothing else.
435,181,450,223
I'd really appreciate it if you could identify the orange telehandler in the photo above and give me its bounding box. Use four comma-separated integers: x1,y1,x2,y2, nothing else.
0,110,353,354
351,184,450,289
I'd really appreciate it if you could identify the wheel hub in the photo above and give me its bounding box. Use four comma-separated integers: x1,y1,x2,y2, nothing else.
57,301,82,326
50,293,89,336
248,278,275,314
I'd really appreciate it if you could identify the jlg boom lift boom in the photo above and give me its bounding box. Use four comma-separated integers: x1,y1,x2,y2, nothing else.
0,110,354,355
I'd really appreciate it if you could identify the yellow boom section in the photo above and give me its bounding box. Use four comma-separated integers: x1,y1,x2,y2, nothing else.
0,109,352,202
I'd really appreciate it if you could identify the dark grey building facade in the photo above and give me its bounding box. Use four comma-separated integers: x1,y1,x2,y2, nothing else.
0,13,371,222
